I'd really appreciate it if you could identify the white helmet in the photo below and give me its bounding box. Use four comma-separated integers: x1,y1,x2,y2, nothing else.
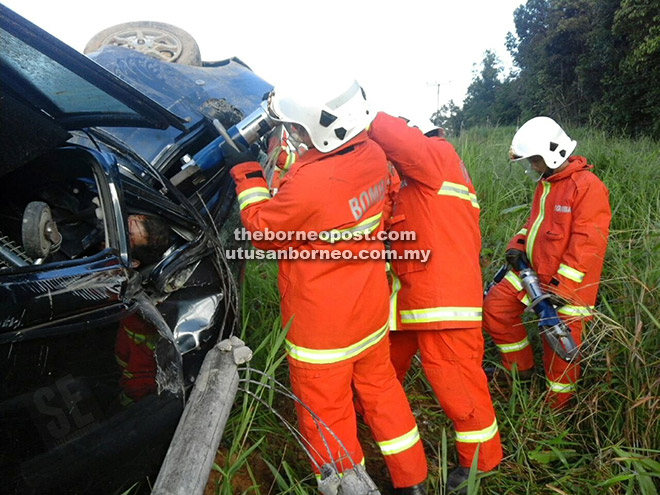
268,78,374,153
509,116,577,169
406,117,444,137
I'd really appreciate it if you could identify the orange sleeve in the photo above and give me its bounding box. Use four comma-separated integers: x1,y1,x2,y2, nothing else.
506,218,532,252
231,162,323,251
368,112,441,188
552,179,611,298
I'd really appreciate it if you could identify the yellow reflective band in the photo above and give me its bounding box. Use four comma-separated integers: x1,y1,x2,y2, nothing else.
284,151,296,170
557,305,593,317
505,270,532,305
285,322,389,365
319,213,383,243
119,392,134,407
400,306,482,324
122,370,134,379
526,182,552,263
437,181,480,209
517,227,528,236
389,270,401,331
557,263,585,283
455,419,499,443
378,426,420,456
547,379,577,393
496,337,530,353
238,187,271,210
115,356,128,368
504,270,523,292
124,329,157,350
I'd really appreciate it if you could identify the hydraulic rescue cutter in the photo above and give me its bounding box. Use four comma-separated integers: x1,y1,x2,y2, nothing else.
504,251,580,363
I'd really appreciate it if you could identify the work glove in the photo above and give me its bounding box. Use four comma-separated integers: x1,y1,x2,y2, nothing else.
221,141,260,168
505,248,531,272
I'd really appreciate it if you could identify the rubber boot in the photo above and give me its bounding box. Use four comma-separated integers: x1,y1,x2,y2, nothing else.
446,466,470,494
394,481,427,495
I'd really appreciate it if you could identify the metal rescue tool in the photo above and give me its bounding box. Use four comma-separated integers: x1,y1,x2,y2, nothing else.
507,252,579,362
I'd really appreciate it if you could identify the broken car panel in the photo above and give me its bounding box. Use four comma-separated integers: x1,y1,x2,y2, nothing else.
0,4,272,493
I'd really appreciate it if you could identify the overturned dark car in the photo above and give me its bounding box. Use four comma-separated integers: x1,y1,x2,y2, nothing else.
0,5,272,494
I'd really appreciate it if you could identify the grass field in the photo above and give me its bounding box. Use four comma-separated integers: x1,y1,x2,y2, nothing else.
208,126,660,495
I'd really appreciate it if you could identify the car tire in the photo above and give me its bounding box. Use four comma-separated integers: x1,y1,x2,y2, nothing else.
83,21,202,66
22,201,61,259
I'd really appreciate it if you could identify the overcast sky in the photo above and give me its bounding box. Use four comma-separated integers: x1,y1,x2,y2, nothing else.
3,0,524,124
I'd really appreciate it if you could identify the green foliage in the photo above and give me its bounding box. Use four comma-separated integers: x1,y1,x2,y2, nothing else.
457,125,660,494
446,0,660,139
211,127,659,494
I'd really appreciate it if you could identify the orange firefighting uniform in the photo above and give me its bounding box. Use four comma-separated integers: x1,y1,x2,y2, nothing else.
114,314,158,405
266,125,297,195
483,156,611,408
368,112,502,472
231,131,427,488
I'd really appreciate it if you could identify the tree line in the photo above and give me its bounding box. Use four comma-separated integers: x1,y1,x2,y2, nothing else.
435,0,660,139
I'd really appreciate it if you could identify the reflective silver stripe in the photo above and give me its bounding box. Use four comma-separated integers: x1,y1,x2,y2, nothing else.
238,187,271,210
389,269,401,331
319,213,383,243
455,419,499,443
285,321,388,365
504,271,523,291
557,263,585,283
547,379,576,393
400,306,482,324
557,305,593,317
378,426,420,455
526,182,552,263
517,227,528,236
437,181,480,209
496,337,530,353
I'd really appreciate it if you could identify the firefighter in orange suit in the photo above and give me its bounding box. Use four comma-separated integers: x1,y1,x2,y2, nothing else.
483,116,611,409
115,313,158,405
228,80,428,494
368,112,502,494
265,125,297,196
114,214,171,406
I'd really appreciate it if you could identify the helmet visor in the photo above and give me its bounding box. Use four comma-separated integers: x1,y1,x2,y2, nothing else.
283,122,312,156
521,156,548,182
522,162,543,182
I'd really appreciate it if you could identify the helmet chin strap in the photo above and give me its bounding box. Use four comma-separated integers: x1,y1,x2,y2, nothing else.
543,158,569,178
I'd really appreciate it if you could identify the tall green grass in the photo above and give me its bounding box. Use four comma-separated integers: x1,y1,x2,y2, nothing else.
211,126,660,494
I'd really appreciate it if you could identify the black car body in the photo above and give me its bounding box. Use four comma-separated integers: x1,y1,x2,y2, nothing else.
0,4,271,493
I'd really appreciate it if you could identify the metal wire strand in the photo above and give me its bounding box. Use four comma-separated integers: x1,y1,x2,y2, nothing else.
239,367,361,471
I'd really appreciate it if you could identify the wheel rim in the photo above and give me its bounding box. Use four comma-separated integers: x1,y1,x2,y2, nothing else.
102,27,183,63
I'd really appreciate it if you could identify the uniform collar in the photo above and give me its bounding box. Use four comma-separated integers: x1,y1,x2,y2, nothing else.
543,155,592,182
296,131,369,166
